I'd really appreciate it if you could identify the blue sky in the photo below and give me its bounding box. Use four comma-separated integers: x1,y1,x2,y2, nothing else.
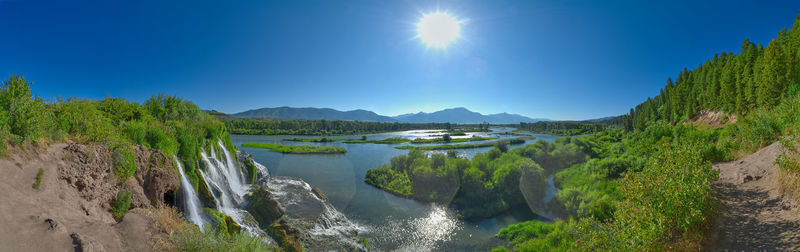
2,0,800,120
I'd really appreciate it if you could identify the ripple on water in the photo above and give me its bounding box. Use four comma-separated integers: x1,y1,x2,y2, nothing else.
367,204,463,252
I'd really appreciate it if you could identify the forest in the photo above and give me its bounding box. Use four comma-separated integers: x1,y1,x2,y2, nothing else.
517,121,608,136
220,117,455,135
622,15,800,131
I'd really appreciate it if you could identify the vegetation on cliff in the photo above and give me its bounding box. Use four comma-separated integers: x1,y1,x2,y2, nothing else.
0,75,271,250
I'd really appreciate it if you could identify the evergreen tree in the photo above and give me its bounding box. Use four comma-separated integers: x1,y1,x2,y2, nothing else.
757,39,789,107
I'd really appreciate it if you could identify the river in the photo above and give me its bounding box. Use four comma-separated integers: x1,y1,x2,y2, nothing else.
231,127,561,251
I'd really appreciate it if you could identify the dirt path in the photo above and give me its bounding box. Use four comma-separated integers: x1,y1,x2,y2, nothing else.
704,142,800,251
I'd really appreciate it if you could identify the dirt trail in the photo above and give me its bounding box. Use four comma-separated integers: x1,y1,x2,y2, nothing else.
705,142,800,251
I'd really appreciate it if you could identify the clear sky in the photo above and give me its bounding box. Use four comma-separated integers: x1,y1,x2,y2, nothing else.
2,0,800,120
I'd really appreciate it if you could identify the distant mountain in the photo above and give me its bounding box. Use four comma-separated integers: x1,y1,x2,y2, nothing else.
231,106,548,124
392,113,417,120
234,107,397,122
393,107,548,124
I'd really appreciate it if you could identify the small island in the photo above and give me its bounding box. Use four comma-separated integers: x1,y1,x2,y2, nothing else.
395,137,528,150
242,143,347,154
285,137,347,143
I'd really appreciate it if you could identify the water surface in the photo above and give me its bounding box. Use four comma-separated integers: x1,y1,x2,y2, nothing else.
232,128,560,251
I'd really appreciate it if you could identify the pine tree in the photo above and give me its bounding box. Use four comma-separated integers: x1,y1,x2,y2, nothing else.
757,39,789,107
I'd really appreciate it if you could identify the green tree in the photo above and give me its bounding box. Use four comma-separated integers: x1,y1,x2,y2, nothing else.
757,39,790,107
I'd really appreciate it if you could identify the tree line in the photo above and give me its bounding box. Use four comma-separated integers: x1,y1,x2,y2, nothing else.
623,14,800,131
218,116,495,136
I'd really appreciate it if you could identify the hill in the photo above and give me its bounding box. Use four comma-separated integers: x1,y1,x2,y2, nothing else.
234,106,397,122
231,106,548,124
393,107,547,124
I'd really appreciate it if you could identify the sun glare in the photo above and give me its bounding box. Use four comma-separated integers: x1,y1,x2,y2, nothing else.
417,12,461,48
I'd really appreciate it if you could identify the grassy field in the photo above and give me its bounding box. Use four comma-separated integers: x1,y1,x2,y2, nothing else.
241,143,347,154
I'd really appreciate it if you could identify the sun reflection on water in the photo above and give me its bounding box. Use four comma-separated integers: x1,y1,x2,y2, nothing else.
369,204,462,251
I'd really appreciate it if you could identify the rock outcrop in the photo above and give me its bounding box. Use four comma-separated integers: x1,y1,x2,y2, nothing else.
0,143,178,251
60,143,180,211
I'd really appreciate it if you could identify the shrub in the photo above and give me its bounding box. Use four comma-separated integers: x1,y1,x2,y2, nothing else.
112,144,137,181
112,189,132,221
54,98,116,143
122,120,150,147
96,97,145,124
146,124,179,155
497,220,576,251
579,143,717,250
32,168,44,189
0,75,57,144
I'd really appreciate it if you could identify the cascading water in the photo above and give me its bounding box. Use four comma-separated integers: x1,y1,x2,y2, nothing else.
217,140,247,198
199,141,265,237
175,138,362,249
174,155,206,229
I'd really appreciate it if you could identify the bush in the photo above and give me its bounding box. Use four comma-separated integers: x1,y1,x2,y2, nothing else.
497,220,576,251
96,97,146,124
0,75,57,144
579,143,717,250
145,124,179,155
122,120,150,147
32,168,43,189
112,189,132,221
54,99,116,143
112,144,137,181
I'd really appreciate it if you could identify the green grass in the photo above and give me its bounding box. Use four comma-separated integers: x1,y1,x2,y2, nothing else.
171,224,272,251
32,168,43,189
112,189,132,221
242,142,347,154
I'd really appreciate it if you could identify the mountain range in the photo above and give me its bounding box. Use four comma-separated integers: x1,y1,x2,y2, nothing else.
233,106,549,124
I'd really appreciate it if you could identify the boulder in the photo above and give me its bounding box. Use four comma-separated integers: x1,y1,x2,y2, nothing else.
265,219,303,252
204,208,241,236
244,186,284,229
195,171,217,208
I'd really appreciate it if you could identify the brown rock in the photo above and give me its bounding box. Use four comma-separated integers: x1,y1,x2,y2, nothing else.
142,151,179,207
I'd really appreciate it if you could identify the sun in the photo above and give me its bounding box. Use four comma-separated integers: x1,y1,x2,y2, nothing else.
416,12,461,48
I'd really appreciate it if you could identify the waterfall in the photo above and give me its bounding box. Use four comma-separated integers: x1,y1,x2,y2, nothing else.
216,140,247,200
199,142,267,238
174,155,206,228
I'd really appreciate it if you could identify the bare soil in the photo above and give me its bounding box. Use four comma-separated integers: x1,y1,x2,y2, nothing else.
704,142,800,251
683,110,737,128
0,143,164,252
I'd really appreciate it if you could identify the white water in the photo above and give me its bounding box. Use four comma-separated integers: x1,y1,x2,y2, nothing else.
216,140,247,200
199,142,265,237
174,155,206,229
176,138,359,248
